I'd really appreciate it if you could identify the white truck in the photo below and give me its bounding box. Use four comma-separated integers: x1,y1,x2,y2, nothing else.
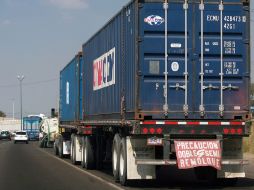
39,117,59,148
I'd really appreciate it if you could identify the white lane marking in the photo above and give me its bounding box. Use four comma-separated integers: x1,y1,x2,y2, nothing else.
36,146,124,190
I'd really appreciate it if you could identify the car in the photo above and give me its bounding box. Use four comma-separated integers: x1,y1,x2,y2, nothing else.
14,131,29,144
0,130,11,141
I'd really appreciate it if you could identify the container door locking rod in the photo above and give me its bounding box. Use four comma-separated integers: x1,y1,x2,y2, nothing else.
163,0,169,116
219,0,224,117
199,0,205,117
183,0,189,116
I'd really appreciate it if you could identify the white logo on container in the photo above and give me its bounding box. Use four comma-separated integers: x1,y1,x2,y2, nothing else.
144,15,164,26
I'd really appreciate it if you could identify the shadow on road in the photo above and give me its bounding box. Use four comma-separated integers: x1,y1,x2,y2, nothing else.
124,166,254,189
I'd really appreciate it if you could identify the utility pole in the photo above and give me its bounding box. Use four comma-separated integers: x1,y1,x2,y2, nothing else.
17,75,25,130
12,99,15,120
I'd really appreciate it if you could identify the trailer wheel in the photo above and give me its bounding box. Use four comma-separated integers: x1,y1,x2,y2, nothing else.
81,136,95,169
119,137,128,186
58,136,64,158
54,142,59,156
39,140,44,148
112,133,121,181
81,137,85,168
71,134,78,165
223,178,238,186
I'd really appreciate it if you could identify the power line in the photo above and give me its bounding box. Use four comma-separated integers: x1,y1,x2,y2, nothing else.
0,78,58,88
22,78,58,86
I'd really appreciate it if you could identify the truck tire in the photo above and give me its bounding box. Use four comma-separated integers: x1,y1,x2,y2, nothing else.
81,136,95,169
71,134,78,165
81,137,85,168
39,140,44,148
119,137,128,186
58,136,64,158
112,133,121,181
54,142,59,156
43,139,48,148
223,178,238,186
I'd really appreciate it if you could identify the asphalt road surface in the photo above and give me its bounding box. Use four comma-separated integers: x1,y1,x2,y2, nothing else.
0,140,120,190
0,140,254,190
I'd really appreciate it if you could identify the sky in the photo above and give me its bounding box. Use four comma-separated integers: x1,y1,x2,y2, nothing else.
0,0,129,118
0,0,253,118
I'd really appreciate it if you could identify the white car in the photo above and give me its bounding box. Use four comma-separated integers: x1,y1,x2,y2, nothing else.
14,131,29,144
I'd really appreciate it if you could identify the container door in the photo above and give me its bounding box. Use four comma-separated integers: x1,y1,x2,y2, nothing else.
139,1,249,120
197,1,249,119
139,1,193,119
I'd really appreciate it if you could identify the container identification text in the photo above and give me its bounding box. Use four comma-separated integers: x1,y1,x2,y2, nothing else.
93,48,115,91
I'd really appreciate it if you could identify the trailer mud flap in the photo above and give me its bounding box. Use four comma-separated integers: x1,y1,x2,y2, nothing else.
217,138,245,178
127,137,155,180
174,140,222,170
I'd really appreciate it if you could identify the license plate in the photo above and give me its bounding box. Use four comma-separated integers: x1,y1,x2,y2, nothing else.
147,138,163,146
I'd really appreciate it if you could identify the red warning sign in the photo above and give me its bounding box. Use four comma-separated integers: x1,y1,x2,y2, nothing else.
174,140,221,170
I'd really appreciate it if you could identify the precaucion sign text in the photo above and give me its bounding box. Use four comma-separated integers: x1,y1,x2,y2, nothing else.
174,140,221,170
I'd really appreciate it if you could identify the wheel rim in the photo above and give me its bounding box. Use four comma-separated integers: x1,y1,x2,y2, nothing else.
119,151,124,176
113,147,117,171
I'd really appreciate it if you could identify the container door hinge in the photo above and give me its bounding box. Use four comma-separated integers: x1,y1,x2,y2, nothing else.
243,39,249,44
137,36,142,42
138,3,143,9
199,105,205,117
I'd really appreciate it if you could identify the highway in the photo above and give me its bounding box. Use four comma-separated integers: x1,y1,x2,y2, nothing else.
0,140,254,190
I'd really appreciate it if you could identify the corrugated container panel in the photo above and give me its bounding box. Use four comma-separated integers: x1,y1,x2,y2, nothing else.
60,53,83,122
83,5,136,120
79,56,83,120
82,0,249,121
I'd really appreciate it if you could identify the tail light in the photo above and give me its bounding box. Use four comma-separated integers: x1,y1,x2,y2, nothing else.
142,127,162,135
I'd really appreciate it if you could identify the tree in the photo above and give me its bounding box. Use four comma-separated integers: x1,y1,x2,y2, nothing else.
0,111,6,118
251,83,254,106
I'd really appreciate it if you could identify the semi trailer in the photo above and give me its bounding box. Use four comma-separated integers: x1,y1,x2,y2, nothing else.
54,0,251,186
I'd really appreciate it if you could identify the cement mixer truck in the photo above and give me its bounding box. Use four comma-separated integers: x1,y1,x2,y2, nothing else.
39,117,59,148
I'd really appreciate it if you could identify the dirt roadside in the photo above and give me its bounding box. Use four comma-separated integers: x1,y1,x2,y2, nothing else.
244,153,254,179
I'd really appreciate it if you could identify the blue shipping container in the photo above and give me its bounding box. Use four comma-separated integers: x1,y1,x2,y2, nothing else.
60,53,83,122
23,116,42,140
82,0,250,121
